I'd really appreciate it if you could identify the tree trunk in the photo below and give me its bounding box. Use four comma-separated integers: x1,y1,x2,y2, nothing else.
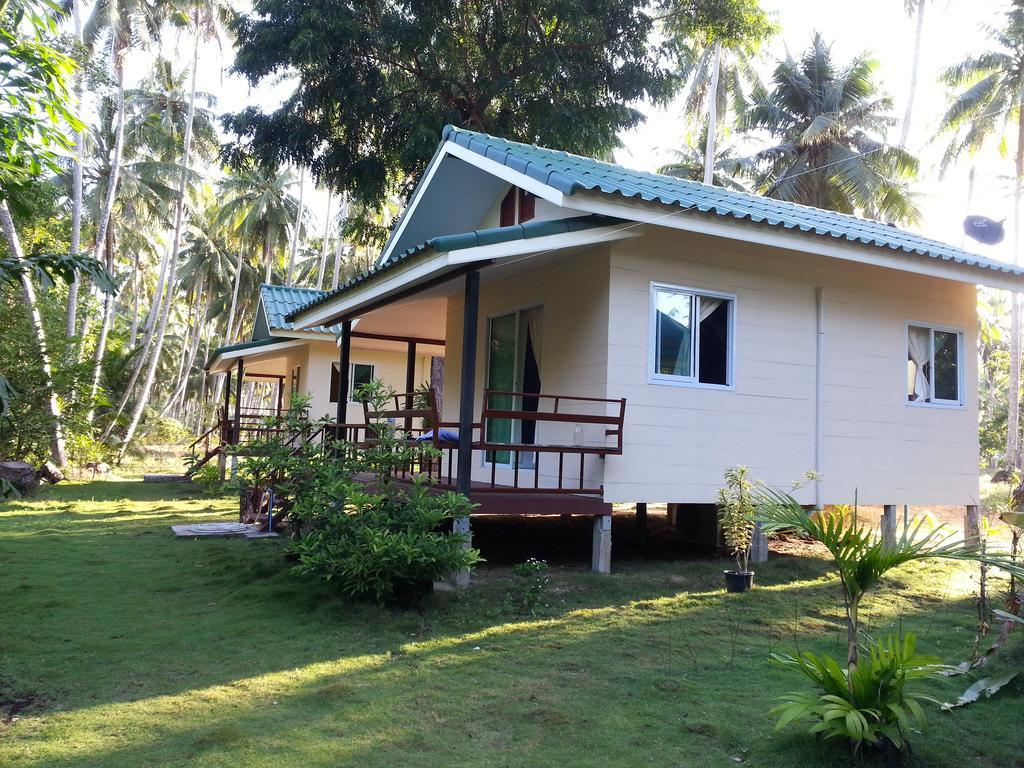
225,245,244,345
899,0,926,148
702,42,722,186
286,169,305,286
264,233,273,284
85,222,118,424
118,31,201,458
164,285,207,417
845,594,859,688
128,250,140,348
66,0,85,345
1008,106,1024,469
316,188,333,290
0,202,67,467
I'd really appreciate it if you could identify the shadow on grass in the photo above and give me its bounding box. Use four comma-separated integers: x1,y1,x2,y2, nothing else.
0,481,1016,768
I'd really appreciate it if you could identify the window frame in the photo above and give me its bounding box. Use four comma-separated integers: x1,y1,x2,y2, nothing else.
648,281,736,390
904,321,965,409
330,361,376,404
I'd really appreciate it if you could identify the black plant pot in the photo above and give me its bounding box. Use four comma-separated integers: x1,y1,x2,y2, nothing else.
723,570,754,593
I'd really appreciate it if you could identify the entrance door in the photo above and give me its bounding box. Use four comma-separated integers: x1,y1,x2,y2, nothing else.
485,307,542,465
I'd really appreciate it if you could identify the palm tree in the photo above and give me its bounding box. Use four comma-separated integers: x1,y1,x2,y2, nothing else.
659,126,750,190
118,0,233,457
674,38,766,185
216,165,301,285
900,0,930,148
938,4,1024,468
66,0,86,345
741,34,919,224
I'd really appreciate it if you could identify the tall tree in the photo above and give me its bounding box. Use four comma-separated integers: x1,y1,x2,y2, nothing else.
939,2,1024,469
215,164,300,285
0,0,84,466
900,0,929,148
741,34,920,224
662,0,773,184
225,0,773,238
118,0,233,457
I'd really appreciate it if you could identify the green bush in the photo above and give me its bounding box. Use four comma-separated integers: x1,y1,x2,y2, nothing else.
772,633,943,754
505,558,550,615
235,382,482,606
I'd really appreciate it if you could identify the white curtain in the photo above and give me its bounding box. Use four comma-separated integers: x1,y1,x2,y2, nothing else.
907,326,931,401
699,297,723,322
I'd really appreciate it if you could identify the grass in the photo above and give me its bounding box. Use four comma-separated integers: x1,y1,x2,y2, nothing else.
0,481,1022,767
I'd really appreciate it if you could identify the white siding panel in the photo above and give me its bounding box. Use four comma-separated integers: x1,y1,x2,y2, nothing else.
603,228,980,506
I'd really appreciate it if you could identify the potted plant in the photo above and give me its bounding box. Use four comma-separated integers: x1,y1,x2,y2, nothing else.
717,465,758,592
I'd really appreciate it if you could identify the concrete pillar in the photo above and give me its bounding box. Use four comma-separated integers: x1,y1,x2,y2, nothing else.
452,517,471,587
965,505,982,546
749,522,768,564
592,515,611,573
881,505,898,549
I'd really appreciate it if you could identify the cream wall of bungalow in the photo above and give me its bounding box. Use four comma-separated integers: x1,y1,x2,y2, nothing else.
439,224,978,507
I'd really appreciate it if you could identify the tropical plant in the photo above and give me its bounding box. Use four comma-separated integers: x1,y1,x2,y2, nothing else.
741,34,920,224
658,126,750,189
716,465,758,574
757,486,1024,755
772,633,943,755
938,3,1024,471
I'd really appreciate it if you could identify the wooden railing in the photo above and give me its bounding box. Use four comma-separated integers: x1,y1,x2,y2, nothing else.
362,389,627,496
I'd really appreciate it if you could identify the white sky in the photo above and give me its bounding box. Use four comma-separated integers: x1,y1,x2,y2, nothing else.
127,0,1020,264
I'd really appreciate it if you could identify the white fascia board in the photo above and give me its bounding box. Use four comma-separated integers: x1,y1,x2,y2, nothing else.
377,141,567,269
268,329,336,342
446,223,644,265
442,141,566,207
568,191,1024,292
207,338,307,372
294,252,452,328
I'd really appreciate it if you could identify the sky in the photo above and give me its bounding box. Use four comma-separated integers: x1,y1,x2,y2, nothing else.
129,0,1020,266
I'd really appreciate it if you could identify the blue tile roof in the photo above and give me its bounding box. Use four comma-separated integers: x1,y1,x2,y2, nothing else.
259,284,340,335
440,125,1024,279
289,214,626,319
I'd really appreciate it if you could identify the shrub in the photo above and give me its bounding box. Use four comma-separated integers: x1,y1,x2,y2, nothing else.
190,463,227,497
772,633,943,755
505,558,550,615
283,381,481,605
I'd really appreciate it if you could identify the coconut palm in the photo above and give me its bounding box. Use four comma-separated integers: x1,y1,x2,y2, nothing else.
938,4,1024,468
741,34,919,224
900,0,930,148
673,38,767,185
659,126,750,190
216,165,302,284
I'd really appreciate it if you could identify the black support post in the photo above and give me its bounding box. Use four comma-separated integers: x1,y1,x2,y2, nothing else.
233,358,244,445
222,369,232,442
404,340,417,432
336,320,352,438
456,271,480,496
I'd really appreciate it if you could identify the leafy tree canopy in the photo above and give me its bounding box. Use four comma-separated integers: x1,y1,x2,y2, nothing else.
0,0,82,206
226,0,768,238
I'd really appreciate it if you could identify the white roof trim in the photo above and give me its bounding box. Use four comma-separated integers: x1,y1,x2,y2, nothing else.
377,140,567,269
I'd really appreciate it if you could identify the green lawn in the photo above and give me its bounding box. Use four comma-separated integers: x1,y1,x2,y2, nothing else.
0,481,1021,767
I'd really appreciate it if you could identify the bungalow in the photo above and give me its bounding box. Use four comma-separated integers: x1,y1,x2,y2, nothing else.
270,126,1024,573
196,283,444,472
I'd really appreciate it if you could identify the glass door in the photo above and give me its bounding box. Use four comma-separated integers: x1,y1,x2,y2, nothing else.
485,308,542,466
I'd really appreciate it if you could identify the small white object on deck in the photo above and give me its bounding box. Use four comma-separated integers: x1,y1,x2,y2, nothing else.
171,522,277,538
